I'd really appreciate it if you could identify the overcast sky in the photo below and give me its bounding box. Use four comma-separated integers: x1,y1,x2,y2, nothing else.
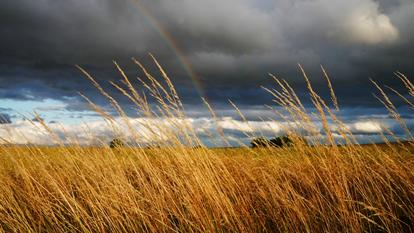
1,0,414,145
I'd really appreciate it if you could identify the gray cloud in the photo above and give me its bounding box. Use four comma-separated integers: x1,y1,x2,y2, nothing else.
0,0,414,108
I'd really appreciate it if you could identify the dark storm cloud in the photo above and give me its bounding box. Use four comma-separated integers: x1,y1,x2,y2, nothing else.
1,0,414,109
0,0,152,64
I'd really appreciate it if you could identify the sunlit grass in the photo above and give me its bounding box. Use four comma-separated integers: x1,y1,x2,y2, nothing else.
0,57,413,232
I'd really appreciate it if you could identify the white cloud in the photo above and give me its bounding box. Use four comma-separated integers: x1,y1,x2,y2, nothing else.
0,118,172,145
217,117,282,133
342,1,399,44
0,115,395,146
282,0,399,45
331,120,384,134
350,120,383,133
0,116,284,145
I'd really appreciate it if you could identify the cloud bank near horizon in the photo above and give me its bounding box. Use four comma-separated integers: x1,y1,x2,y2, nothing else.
0,114,410,146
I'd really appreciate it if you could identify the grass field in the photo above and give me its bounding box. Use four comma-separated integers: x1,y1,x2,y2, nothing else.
0,144,413,232
1,59,414,232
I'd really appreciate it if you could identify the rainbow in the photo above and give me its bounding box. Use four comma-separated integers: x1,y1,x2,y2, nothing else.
130,0,206,98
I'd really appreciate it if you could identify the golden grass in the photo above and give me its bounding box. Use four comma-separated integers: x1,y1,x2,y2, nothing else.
0,58,414,232
0,145,413,232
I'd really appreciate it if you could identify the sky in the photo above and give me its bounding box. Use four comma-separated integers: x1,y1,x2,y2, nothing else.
1,0,414,146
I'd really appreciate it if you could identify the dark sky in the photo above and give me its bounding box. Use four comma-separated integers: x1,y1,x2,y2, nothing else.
1,0,414,145
1,0,414,105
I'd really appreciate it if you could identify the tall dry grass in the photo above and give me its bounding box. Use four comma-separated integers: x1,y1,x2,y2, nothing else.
0,57,414,232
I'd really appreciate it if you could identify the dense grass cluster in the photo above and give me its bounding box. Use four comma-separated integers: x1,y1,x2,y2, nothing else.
0,57,414,232
0,145,413,232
